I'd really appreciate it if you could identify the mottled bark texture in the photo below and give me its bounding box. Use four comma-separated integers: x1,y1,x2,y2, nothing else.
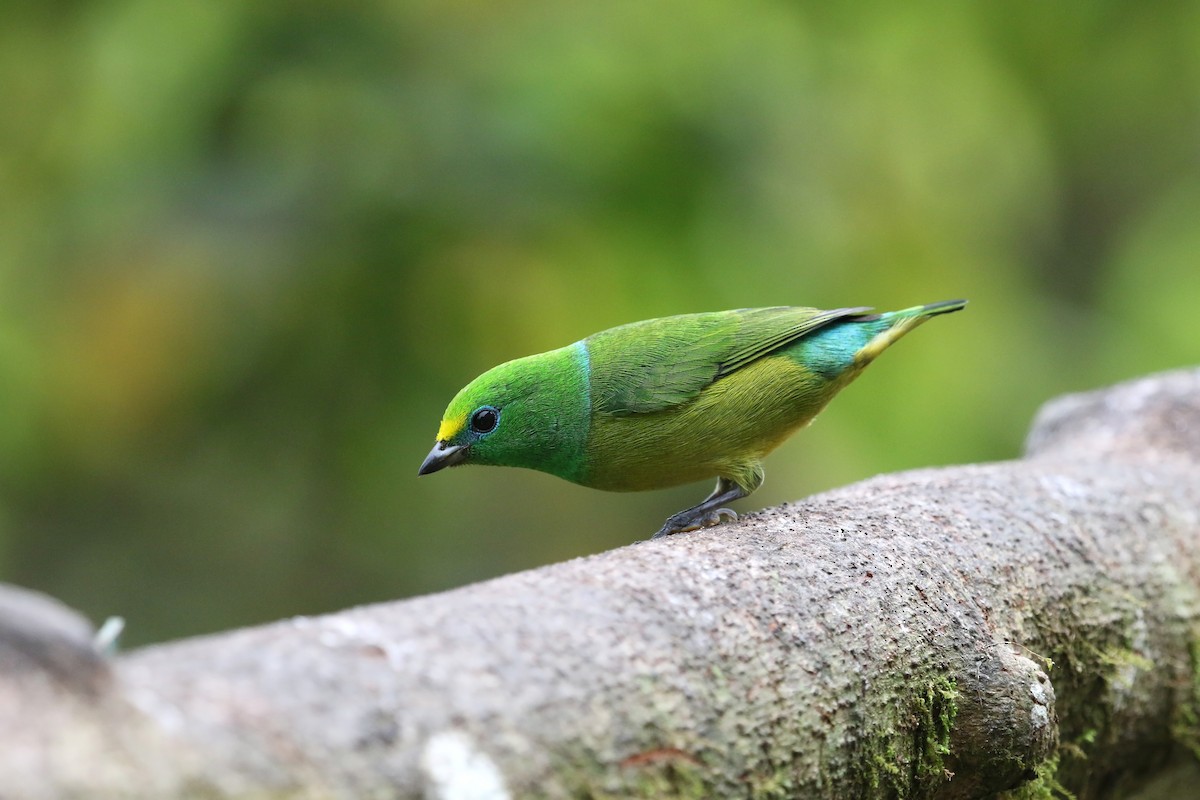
3,368,1200,799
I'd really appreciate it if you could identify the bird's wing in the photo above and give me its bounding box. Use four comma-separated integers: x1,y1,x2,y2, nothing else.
589,306,870,415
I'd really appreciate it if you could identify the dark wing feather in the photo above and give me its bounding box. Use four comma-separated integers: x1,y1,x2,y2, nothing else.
589,306,870,415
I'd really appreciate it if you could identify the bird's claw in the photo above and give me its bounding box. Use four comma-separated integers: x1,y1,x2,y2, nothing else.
707,507,738,526
650,507,739,539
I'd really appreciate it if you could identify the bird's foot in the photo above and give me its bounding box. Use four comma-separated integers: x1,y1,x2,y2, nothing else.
651,507,738,540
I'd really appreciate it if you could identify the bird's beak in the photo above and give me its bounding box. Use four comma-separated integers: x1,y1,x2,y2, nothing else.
418,441,468,476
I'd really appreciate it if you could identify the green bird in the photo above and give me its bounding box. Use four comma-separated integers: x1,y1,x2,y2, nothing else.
419,300,966,538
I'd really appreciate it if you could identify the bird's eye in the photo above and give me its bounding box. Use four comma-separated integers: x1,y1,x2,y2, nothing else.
470,406,500,434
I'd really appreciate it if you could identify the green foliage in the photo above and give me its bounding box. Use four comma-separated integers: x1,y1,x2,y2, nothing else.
1,1,1198,643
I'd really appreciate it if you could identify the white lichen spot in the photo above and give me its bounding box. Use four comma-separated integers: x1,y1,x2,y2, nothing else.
1029,680,1050,729
125,686,188,733
316,615,366,647
421,730,511,800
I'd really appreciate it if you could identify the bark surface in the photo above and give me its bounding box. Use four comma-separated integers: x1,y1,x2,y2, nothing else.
3,368,1200,799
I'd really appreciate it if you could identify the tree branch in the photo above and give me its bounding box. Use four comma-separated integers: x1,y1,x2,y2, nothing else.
4,368,1200,799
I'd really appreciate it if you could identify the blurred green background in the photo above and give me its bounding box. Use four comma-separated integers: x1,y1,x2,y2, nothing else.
2,1,1197,646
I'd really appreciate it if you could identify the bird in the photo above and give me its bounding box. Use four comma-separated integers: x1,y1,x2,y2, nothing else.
419,300,966,539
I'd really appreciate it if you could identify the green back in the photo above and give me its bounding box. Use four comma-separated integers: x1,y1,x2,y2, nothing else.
584,306,869,416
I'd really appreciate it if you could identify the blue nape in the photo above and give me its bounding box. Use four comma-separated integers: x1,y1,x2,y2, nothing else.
785,319,883,379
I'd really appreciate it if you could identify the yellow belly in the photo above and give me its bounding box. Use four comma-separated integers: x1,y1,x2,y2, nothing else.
581,354,854,491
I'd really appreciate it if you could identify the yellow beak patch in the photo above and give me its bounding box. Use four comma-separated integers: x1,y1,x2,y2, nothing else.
437,412,467,443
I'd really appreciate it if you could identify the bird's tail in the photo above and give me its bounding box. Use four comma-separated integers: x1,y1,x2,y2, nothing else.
851,299,967,366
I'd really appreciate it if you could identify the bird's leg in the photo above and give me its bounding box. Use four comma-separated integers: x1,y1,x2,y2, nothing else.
652,477,750,539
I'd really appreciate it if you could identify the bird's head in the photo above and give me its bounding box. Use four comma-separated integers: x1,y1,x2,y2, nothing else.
418,349,584,478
